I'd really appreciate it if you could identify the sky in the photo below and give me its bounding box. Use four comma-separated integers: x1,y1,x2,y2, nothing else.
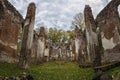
9,0,112,30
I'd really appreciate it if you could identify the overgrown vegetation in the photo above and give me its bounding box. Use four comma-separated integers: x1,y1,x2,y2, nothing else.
0,61,93,80
0,61,120,80
106,66,120,78
0,62,26,76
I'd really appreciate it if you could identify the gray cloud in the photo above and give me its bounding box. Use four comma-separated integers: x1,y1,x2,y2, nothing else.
9,0,112,30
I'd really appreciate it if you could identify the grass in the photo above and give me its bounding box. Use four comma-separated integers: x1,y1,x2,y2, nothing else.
30,61,94,80
106,66,120,78
0,61,94,80
0,61,120,80
0,62,26,76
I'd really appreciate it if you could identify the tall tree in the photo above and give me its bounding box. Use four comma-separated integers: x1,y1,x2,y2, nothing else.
72,12,84,29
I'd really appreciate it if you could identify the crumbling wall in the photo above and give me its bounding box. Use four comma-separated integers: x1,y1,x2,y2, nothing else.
96,0,120,62
84,5,101,66
96,0,120,50
0,0,23,63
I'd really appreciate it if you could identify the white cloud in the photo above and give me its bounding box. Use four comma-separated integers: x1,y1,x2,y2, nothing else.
9,0,111,30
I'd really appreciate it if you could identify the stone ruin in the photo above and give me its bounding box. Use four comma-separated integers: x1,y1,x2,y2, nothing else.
74,26,87,63
19,2,36,69
36,27,47,63
31,30,38,60
0,0,23,63
0,0,120,66
84,5,101,66
96,0,120,62
84,0,120,65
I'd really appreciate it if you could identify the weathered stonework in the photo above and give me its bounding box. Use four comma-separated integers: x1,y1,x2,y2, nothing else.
0,0,23,62
84,5,101,66
19,3,36,69
96,0,120,49
70,36,76,61
84,0,120,64
96,0,120,62
74,26,87,63
37,27,46,63
39,27,46,38
31,31,38,60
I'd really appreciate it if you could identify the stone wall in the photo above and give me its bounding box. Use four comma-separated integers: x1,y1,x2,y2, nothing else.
96,0,120,62
0,0,23,62
84,5,101,66
84,0,120,63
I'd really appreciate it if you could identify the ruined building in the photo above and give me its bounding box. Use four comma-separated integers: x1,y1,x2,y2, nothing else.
0,0,23,62
19,3,36,69
96,0,120,62
84,0,120,64
84,5,101,66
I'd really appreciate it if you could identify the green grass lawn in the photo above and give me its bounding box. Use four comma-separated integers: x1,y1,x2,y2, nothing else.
0,61,120,80
0,61,94,80
30,61,94,80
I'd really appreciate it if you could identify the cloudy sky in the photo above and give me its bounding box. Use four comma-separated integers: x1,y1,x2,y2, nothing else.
9,0,111,30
